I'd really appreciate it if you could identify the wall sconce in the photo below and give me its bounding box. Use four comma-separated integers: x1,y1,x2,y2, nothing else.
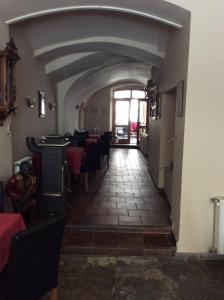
25,97,36,108
48,102,56,111
38,91,46,118
75,105,79,110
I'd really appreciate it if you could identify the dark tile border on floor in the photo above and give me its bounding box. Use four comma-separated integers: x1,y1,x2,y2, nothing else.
62,230,176,257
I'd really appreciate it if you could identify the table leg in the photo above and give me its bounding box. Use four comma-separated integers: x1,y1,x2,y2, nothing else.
50,287,58,300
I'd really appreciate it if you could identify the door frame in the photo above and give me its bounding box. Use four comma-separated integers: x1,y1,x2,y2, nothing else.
137,99,149,145
112,89,148,145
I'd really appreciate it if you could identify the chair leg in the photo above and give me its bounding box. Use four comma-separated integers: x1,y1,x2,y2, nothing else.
84,173,89,193
50,287,58,300
107,155,109,168
96,170,100,185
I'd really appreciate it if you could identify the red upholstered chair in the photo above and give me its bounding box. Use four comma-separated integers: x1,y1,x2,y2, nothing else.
131,122,138,132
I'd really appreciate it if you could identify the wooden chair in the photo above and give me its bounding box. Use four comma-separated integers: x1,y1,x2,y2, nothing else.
0,215,66,300
81,142,101,192
100,132,112,167
69,135,86,147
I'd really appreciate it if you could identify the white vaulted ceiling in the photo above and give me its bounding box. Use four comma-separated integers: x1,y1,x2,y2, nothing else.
0,0,186,27
0,0,189,132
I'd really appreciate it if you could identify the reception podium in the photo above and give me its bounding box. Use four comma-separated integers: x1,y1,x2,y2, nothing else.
26,137,70,214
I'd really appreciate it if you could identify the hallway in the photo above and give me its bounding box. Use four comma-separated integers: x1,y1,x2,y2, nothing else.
63,149,175,256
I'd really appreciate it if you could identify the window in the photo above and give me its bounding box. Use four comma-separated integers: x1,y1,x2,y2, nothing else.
132,90,145,99
114,90,131,99
113,89,145,100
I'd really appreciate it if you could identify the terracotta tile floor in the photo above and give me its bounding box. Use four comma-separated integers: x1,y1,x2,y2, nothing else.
66,148,171,231
63,149,175,255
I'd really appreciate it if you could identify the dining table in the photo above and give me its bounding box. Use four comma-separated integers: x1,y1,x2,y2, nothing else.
0,213,26,272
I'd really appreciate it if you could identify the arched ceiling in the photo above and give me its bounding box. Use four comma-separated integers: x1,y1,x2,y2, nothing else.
9,9,176,95
63,62,149,132
66,62,149,105
0,0,189,132
0,0,186,27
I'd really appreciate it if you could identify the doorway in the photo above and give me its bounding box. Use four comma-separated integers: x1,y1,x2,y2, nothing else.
113,89,148,145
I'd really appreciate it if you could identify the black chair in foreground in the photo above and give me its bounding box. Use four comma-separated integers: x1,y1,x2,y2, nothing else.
0,215,66,300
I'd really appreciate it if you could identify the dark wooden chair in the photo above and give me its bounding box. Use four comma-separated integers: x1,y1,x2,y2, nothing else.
81,142,101,192
100,132,112,167
69,135,87,147
69,136,80,147
73,130,89,138
0,215,66,300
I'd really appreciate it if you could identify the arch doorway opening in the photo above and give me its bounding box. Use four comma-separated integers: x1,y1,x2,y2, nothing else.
113,89,148,146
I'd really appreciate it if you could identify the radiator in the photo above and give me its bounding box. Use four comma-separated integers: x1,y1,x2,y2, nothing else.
211,197,224,254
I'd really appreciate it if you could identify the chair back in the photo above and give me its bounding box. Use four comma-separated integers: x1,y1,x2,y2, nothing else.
100,133,112,156
74,130,89,138
2,216,65,300
69,136,79,146
103,131,112,135
81,142,101,172
69,136,86,147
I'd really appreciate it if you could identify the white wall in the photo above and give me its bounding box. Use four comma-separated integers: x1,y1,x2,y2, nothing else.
84,87,111,133
162,0,224,253
147,11,190,246
148,91,176,190
161,90,176,205
0,18,8,48
0,18,13,183
10,24,57,160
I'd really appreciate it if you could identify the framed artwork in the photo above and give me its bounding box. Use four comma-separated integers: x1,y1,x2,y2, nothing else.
38,91,46,118
176,80,184,117
0,38,20,125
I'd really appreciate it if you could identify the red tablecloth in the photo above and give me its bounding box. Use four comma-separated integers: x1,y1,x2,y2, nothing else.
0,213,26,272
65,146,86,175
